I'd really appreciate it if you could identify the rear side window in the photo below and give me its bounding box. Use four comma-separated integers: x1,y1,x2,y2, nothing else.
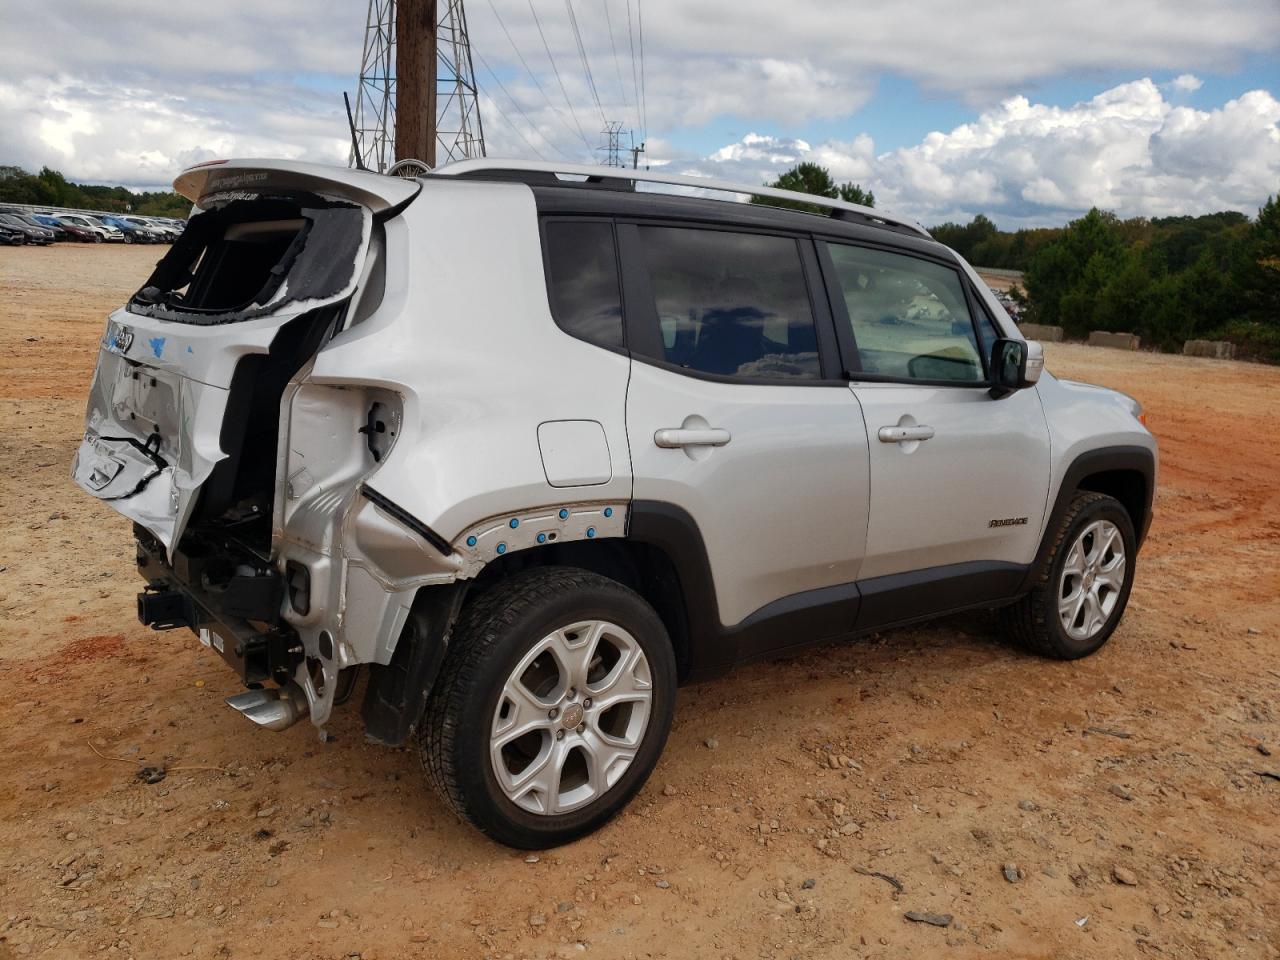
635,226,819,380
543,220,624,349
823,243,986,383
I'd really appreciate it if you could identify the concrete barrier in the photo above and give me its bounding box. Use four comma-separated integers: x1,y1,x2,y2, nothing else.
1183,339,1236,360
1088,331,1141,350
1018,323,1063,342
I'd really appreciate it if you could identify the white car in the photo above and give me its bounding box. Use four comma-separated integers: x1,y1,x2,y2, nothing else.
55,214,125,242
72,158,1156,848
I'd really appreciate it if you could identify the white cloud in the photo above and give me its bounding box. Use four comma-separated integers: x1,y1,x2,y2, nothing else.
0,0,1276,207
1168,73,1204,93
685,80,1280,226
0,75,349,187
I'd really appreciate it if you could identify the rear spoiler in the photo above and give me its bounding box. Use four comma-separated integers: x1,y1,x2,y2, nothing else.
173,159,420,215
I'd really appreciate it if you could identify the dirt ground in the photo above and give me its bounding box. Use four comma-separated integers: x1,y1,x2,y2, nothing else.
1,244,1277,960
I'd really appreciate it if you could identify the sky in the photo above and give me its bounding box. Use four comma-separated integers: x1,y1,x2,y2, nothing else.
1,0,1277,228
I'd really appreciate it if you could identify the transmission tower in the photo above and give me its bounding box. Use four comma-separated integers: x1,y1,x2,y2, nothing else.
598,121,626,168
352,0,396,173
434,0,485,165
350,0,485,172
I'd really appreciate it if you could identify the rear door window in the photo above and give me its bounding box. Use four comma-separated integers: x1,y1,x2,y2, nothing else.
823,243,986,383
634,226,820,380
543,220,625,349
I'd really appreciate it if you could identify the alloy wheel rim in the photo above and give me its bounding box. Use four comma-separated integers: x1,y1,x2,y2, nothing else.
1058,519,1126,641
490,620,653,815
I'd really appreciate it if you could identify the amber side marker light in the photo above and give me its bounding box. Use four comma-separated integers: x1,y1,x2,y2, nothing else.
1138,412,1148,426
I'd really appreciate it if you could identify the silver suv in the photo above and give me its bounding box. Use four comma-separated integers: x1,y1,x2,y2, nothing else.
72,158,1156,848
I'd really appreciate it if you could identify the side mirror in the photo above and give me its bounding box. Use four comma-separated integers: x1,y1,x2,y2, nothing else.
989,338,1043,397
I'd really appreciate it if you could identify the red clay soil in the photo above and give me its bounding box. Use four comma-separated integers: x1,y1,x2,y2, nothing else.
0,245,1276,960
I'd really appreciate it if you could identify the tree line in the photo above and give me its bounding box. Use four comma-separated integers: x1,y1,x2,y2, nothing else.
933,205,1279,359
759,162,1279,362
0,165,190,218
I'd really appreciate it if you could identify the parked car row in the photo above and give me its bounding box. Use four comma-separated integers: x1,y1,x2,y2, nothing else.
0,208,185,245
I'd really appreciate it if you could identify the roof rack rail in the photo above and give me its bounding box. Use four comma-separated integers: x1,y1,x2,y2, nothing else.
432,158,929,239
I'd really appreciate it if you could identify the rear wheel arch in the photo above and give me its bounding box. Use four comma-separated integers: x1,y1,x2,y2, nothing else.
469,524,702,682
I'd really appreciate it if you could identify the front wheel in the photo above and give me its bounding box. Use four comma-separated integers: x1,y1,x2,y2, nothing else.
1001,491,1136,659
422,567,676,848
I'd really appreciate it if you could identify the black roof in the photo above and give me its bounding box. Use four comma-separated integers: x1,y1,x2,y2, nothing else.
449,168,945,260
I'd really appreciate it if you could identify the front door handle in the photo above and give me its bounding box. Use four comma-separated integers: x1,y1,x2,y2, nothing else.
654,427,732,449
878,424,935,443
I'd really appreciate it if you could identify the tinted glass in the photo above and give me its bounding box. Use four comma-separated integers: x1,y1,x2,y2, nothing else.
636,226,819,380
824,243,985,382
973,299,1000,365
544,220,624,349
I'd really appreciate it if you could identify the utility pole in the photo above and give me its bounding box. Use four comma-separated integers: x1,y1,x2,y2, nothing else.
630,141,645,169
395,0,437,167
351,0,484,172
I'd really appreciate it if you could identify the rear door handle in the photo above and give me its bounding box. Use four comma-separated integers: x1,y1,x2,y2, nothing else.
654,427,732,449
878,424,935,443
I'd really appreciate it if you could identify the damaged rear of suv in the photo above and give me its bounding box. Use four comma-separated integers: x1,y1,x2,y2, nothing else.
74,159,424,735
75,157,1155,849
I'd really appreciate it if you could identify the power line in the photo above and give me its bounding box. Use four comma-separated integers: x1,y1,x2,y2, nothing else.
601,0,631,131
485,0,593,152
475,83,550,161
565,0,607,125
473,50,563,161
636,0,648,143
625,0,642,140
527,0,594,152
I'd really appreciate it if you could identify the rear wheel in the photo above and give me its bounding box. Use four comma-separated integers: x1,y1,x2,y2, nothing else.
1000,491,1136,659
422,567,676,848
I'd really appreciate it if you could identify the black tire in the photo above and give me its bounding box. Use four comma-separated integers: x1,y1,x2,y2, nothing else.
1000,491,1137,660
422,567,677,848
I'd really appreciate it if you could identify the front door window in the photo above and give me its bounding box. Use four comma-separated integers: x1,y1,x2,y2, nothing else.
824,243,993,383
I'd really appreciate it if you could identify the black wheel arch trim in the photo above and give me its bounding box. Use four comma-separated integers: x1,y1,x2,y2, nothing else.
362,581,469,746
1020,444,1155,595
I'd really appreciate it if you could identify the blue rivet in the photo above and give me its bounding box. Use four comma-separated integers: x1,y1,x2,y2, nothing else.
558,508,569,520
509,518,519,528
537,533,547,543
603,507,613,518
586,527,596,538
496,542,507,555
466,535,477,547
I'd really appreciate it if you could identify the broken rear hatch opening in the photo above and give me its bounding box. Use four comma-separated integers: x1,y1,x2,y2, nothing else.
72,160,419,555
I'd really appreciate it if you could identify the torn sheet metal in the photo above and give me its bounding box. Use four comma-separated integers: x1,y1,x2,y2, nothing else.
71,201,375,554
